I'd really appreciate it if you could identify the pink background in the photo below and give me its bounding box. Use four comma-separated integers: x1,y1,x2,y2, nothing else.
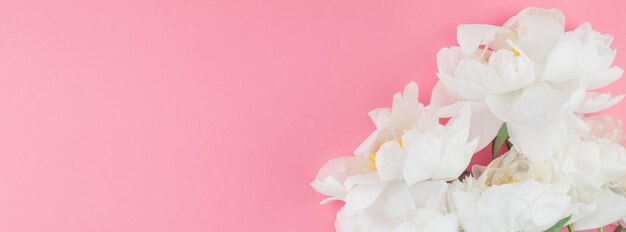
0,0,624,231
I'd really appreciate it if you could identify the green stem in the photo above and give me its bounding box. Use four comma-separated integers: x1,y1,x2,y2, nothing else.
567,224,575,232
491,124,509,160
598,227,603,232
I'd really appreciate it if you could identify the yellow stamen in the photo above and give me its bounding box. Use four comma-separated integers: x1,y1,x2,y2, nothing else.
482,177,520,190
368,153,377,171
512,48,520,57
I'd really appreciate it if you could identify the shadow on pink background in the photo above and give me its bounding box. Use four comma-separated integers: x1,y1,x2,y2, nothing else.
0,0,624,231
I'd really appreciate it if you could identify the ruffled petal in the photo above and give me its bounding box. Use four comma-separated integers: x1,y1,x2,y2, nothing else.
575,92,624,113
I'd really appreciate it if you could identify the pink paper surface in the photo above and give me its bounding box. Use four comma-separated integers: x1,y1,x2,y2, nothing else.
0,0,624,231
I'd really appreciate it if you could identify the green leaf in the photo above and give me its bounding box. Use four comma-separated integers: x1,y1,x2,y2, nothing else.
544,215,572,232
491,123,509,160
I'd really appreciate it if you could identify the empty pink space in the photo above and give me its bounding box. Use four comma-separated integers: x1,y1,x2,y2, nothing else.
0,0,624,231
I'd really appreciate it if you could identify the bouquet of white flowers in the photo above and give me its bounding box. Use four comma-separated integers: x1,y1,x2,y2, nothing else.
312,7,626,232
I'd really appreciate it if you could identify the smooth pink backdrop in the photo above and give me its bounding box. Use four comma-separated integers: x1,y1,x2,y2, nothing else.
0,0,625,231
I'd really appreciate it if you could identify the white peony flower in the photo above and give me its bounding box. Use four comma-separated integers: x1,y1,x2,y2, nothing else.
337,180,458,232
375,109,478,186
432,7,624,163
313,8,626,231
450,178,571,232
581,116,626,227
557,136,626,229
312,82,436,203
312,82,478,203
450,151,571,232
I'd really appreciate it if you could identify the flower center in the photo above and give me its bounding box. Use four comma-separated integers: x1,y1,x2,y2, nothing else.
482,176,520,190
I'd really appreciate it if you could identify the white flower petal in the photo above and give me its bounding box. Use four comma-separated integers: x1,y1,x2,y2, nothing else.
435,112,478,180
508,115,580,163
354,108,391,157
486,49,536,94
403,132,439,186
423,213,459,232
484,90,520,122
587,66,623,90
391,82,422,138
354,130,383,157
393,222,420,232
574,189,626,230
543,32,585,83
354,82,434,157
457,24,509,55
376,141,406,181
504,7,565,29
436,46,464,76
343,181,389,214
344,172,381,190
576,92,624,113
429,80,460,110
370,108,393,129
506,81,584,124
437,73,487,101
367,181,419,223
409,180,449,209
597,139,626,182
437,101,502,151
311,156,371,201
505,8,565,63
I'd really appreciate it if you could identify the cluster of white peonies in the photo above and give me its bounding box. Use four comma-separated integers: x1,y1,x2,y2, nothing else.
312,7,626,232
